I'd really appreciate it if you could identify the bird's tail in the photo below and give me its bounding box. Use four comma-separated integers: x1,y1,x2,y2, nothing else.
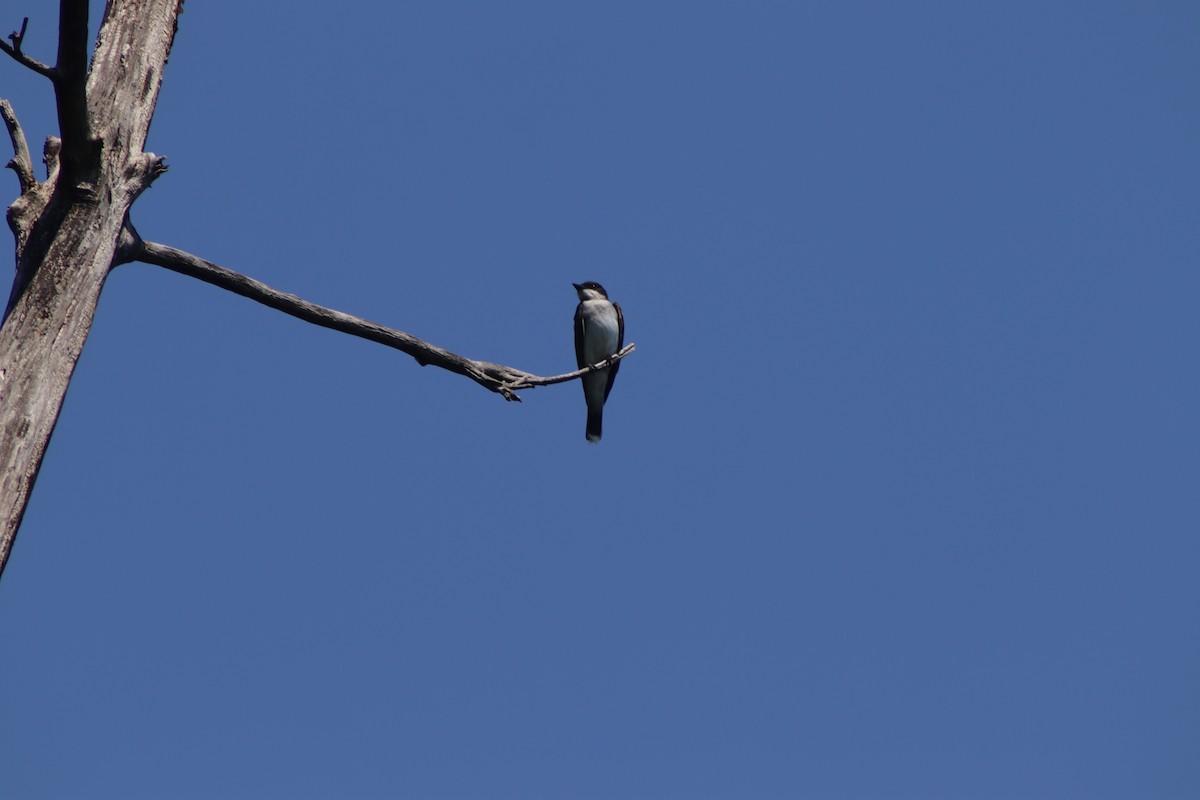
586,409,603,443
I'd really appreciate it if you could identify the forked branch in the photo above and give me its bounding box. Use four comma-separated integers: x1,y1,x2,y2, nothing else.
1,7,95,179
126,239,635,402
0,17,56,80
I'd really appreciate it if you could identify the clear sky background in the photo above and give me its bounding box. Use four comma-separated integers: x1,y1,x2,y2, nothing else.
1,1,1197,797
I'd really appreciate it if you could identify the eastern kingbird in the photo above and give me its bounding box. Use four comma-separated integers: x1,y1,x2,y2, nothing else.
573,281,624,443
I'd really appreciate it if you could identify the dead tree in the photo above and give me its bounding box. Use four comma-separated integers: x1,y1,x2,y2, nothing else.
0,1,633,579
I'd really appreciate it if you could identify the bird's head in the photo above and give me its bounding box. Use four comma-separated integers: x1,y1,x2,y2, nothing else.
573,281,608,301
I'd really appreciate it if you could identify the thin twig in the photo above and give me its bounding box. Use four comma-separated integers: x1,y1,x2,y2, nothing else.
0,17,56,80
0,99,36,192
128,239,634,401
498,344,636,391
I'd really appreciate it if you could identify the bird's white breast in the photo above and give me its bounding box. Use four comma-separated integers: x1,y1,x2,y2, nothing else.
581,300,620,363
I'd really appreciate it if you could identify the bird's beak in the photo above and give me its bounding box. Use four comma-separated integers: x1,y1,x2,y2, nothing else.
572,283,583,291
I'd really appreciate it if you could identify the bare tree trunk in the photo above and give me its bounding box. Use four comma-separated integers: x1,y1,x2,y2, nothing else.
0,0,180,576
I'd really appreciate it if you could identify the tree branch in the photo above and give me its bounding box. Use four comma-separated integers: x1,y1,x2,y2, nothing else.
0,17,57,80
127,239,635,402
498,344,637,391
54,0,95,180
0,8,96,178
0,99,36,193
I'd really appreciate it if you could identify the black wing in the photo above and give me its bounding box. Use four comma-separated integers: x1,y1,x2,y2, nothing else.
574,304,587,370
603,302,624,402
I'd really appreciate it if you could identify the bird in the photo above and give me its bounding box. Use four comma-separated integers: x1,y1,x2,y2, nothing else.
573,281,624,442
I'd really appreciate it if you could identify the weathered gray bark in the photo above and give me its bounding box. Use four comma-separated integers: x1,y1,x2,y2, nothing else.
0,0,180,577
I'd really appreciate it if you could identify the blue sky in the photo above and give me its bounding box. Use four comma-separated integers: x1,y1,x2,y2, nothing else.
2,1,1198,797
